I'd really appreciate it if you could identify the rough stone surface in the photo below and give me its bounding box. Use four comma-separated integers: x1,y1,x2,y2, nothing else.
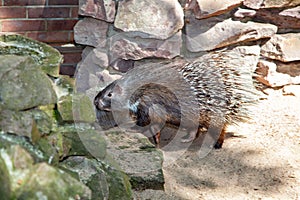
186,17,277,52
109,31,182,60
79,0,116,22
74,17,109,47
60,156,132,200
103,129,165,190
280,6,300,18
0,156,11,199
114,0,184,39
234,7,257,18
0,55,57,111
55,124,107,160
75,47,121,92
57,94,96,123
192,0,242,19
0,110,41,143
244,0,300,9
256,59,300,87
0,34,63,77
261,33,300,62
253,8,300,30
17,162,92,199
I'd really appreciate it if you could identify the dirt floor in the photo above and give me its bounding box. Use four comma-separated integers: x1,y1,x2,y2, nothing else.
135,92,300,199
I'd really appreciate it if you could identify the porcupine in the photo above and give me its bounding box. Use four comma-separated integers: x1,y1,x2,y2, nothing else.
94,46,259,149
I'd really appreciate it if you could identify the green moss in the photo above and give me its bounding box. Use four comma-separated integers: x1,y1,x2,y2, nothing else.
0,34,63,77
0,156,11,199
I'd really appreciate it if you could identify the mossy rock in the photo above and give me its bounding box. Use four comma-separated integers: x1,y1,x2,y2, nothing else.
0,156,11,199
0,55,57,111
56,124,107,160
57,94,96,123
16,162,92,200
0,34,63,77
60,156,132,200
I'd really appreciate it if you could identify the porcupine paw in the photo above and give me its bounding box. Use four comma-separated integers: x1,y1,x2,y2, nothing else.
213,141,223,149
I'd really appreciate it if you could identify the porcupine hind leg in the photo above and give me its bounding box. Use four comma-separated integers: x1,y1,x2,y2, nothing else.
209,124,227,149
150,124,161,147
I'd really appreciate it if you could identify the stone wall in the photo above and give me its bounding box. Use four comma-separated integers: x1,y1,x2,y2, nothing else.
0,0,82,75
75,0,300,95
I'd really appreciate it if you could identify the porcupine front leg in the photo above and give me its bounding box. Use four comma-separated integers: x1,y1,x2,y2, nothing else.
213,125,226,149
150,124,161,147
181,129,198,143
208,124,227,149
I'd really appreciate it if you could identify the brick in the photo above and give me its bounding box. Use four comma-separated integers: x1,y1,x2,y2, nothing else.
1,20,46,32
3,0,46,6
0,7,26,19
71,7,79,18
69,31,75,42
26,31,71,43
28,7,70,18
59,64,76,76
48,0,79,5
62,52,82,63
47,19,78,31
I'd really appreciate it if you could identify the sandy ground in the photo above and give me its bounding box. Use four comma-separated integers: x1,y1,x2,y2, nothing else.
135,93,300,199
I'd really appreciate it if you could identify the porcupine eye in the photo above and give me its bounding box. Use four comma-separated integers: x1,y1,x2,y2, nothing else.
107,92,112,98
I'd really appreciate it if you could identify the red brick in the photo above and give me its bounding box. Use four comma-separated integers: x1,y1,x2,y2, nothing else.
48,0,79,5
47,19,78,31
1,20,46,32
0,7,26,19
28,7,70,18
59,64,76,76
63,52,82,63
3,0,46,6
69,31,75,42
71,7,79,18
26,31,71,43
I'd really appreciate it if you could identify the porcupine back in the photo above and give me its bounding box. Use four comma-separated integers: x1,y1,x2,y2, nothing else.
175,46,260,127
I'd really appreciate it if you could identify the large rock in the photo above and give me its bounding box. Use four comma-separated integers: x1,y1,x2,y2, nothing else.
74,17,109,47
0,156,11,199
0,133,47,163
0,55,57,111
186,17,277,52
57,94,96,123
0,110,41,143
0,34,62,77
60,156,132,200
79,0,116,22
261,33,300,62
104,130,165,190
280,6,300,19
17,162,92,200
244,0,300,9
192,0,242,19
253,8,300,29
109,30,182,60
256,59,300,87
49,124,107,160
114,0,184,39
